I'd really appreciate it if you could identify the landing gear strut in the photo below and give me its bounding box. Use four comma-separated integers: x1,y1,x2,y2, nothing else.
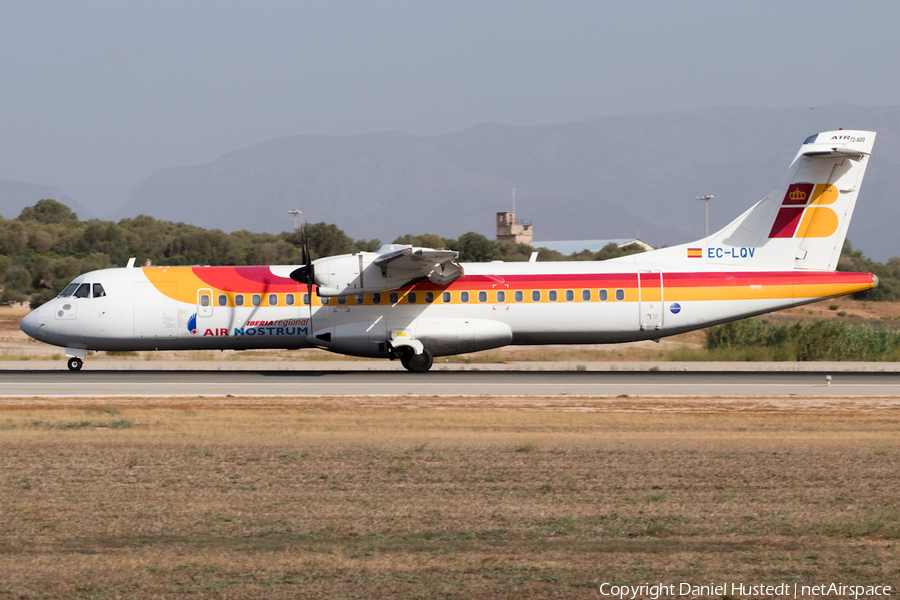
399,348,433,373
67,357,83,371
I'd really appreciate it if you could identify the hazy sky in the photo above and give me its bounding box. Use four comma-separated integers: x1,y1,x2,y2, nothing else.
2,0,900,217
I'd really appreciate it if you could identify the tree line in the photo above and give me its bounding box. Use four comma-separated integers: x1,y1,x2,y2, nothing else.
0,199,896,307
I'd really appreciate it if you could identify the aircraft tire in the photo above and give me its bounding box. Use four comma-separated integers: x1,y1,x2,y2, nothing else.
404,349,433,373
398,349,411,370
67,357,83,371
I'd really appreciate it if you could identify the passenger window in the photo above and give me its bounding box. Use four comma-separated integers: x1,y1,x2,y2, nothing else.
286,294,294,306
269,294,278,306
565,289,574,302
548,290,558,302
514,290,523,302
321,297,330,305
442,291,451,303
389,292,399,304
582,289,591,302
531,290,541,302
615,289,625,301
478,291,487,303
373,293,381,305
425,291,434,303
74,283,91,298
218,294,227,307
92,284,107,298
59,283,79,297
599,289,608,302
252,294,261,306
200,294,210,307
235,294,244,306
302,293,309,305
460,291,470,303
337,296,346,305
408,292,417,304
497,290,506,303
355,294,364,305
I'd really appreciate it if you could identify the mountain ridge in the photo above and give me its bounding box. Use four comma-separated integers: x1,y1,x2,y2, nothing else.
10,105,900,260
0,180,95,222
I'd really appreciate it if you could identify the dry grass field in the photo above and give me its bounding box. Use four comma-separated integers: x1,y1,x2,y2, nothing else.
2,397,899,599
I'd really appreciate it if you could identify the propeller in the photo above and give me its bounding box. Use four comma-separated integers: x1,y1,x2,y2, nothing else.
289,213,315,331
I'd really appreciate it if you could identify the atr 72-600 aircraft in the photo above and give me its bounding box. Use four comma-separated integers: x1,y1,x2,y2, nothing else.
20,130,878,372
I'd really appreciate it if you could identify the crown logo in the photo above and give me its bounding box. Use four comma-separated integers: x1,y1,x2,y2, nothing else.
789,189,807,202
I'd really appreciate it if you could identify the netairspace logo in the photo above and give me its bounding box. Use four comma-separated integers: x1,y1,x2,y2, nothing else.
596,582,891,599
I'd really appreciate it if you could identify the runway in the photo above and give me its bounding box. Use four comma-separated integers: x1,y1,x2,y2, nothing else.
1,369,898,398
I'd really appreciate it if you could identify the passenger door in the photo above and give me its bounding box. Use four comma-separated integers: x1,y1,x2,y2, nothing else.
197,288,213,318
638,272,664,331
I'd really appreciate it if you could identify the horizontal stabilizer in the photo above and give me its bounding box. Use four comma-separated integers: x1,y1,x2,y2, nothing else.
803,148,870,159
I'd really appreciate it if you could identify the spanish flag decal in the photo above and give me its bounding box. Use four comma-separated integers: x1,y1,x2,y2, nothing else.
687,248,703,258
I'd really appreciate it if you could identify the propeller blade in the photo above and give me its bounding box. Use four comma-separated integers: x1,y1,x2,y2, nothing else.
302,213,314,329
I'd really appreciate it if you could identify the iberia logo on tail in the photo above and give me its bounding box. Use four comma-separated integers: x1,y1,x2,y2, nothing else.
769,183,839,239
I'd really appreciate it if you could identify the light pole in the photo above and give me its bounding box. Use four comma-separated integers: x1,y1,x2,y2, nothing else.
288,208,302,231
695,195,714,238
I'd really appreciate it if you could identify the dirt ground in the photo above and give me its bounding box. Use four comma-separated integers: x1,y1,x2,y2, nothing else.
1,397,899,599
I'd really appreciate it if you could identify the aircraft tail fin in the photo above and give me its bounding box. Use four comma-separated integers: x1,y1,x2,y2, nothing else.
628,130,876,271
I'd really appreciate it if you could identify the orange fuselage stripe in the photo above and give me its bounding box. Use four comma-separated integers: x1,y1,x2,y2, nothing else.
141,267,874,308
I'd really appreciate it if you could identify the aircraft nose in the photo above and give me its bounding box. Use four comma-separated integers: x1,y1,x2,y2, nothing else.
19,309,44,340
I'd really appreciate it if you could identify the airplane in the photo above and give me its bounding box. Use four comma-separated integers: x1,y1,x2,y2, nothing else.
20,129,878,372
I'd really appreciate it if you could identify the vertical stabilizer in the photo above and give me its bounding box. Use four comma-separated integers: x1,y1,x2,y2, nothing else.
625,130,875,271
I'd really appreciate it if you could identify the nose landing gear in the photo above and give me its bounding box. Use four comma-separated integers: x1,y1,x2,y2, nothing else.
67,357,83,371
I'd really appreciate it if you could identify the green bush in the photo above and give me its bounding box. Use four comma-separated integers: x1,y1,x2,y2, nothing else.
706,318,900,361
839,240,900,301
4,198,899,316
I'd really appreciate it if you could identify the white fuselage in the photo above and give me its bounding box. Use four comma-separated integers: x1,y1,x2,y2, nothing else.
19,261,875,359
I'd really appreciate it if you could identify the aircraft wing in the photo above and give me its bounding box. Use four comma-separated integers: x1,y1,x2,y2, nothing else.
374,247,463,286
303,245,464,296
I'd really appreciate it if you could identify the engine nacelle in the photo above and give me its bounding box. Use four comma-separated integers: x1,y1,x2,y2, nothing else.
308,245,463,297
307,318,512,358
312,252,391,297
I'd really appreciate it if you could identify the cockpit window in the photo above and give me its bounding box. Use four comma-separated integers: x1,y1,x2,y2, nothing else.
73,283,91,298
59,283,79,297
93,284,106,298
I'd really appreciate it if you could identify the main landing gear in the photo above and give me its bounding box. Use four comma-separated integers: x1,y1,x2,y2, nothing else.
67,357,83,371
399,348,434,373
